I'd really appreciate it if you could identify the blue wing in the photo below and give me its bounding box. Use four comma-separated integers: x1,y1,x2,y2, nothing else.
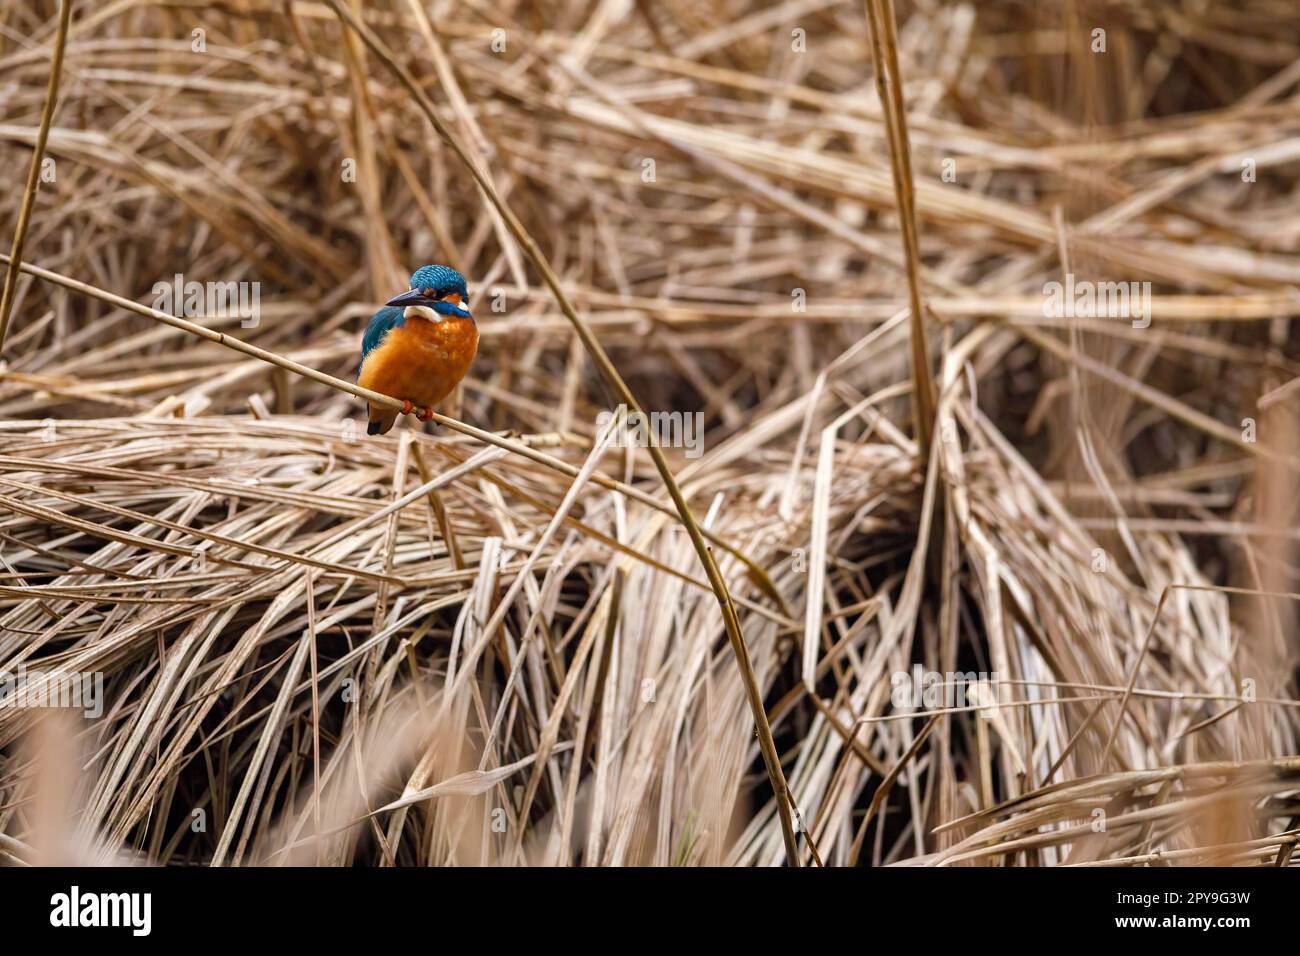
359,306,404,377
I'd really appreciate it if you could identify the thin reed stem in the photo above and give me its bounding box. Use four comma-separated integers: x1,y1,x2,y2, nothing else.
0,0,72,354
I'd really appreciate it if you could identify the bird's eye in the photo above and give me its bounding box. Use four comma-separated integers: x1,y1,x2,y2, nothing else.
421,287,434,297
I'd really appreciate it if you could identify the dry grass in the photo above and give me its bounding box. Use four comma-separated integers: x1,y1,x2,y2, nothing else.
0,0,1298,866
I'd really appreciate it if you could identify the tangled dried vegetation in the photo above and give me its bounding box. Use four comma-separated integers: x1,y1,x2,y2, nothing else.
0,0,1298,866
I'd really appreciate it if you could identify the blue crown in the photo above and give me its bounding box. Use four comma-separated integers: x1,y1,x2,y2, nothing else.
410,264,468,301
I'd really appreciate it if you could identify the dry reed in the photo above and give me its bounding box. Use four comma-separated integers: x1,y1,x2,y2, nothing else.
0,0,1297,867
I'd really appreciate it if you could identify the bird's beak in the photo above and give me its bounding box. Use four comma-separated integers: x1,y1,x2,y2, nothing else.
385,288,433,307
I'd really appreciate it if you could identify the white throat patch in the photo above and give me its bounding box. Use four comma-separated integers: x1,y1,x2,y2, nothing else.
404,304,442,323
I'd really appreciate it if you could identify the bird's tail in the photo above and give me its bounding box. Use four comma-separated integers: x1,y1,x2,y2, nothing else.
367,404,399,435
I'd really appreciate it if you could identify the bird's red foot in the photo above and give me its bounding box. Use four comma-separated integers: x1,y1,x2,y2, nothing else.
400,400,414,416
416,405,434,422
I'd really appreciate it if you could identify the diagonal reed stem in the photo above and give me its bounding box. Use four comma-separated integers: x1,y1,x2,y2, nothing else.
0,0,73,355
320,0,801,865
0,251,787,611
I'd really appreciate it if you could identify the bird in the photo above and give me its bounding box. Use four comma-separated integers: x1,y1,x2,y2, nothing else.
357,264,478,436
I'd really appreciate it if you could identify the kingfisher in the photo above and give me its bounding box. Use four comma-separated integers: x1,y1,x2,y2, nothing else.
357,264,478,435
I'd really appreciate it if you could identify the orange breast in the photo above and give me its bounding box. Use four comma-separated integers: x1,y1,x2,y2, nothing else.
358,314,478,408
